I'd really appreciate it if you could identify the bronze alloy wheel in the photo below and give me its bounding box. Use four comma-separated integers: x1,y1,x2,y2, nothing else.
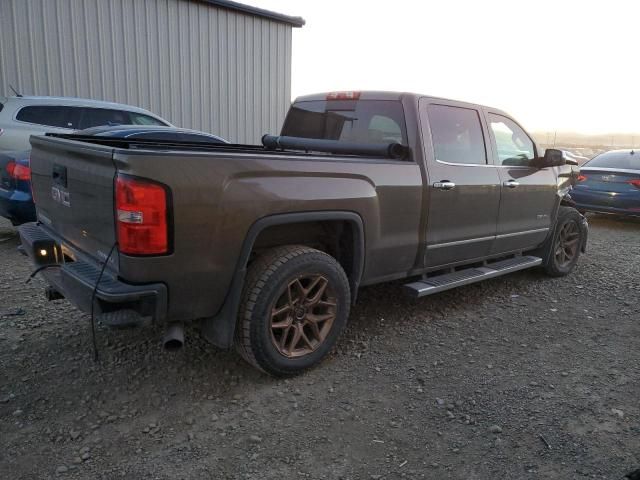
270,274,337,358
554,221,580,268
235,245,350,376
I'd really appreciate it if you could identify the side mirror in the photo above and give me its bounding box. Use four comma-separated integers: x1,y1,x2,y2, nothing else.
531,148,566,168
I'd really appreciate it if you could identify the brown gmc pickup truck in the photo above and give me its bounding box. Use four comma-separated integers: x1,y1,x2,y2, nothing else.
19,91,588,376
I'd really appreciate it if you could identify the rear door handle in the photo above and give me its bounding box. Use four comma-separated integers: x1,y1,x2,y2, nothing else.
433,181,456,190
503,180,520,188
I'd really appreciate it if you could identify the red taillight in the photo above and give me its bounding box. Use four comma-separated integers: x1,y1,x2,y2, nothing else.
115,175,170,255
28,158,35,202
628,179,640,189
577,174,588,182
6,161,31,181
326,91,361,100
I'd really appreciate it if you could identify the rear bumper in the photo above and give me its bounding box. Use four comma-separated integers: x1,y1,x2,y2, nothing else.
18,222,167,322
0,188,36,225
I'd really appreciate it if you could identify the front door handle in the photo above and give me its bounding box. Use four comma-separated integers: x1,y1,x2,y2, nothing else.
433,181,456,190
503,180,520,188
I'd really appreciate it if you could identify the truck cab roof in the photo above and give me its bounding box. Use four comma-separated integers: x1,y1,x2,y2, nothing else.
293,91,510,117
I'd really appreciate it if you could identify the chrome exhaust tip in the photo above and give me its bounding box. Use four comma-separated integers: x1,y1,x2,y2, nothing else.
163,323,184,351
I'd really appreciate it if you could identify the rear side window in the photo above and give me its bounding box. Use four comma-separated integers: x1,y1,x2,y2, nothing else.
129,112,167,126
427,104,487,165
16,105,81,129
585,152,640,170
281,100,407,145
80,108,131,129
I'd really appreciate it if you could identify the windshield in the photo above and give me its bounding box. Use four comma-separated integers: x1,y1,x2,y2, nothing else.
281,100,408,146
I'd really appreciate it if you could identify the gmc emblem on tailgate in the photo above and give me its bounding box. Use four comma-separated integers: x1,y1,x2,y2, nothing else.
51,185,71,207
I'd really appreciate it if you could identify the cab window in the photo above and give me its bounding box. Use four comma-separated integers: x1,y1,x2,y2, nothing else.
489,114,535,166
281,100,408,146
427,104,487,165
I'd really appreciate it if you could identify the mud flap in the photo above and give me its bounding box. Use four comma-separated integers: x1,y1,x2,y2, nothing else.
200,266,246,349
579,215,589,253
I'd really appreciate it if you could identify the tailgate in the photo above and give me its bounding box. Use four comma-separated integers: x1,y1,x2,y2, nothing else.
29,135,117,262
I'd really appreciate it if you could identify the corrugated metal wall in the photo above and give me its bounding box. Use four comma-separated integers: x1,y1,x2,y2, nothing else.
0,0,293,143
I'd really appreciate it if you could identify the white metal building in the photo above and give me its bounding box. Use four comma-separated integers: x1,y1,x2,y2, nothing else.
0,0,304,143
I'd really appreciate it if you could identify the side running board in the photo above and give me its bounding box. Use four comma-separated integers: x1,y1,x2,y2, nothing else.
404,255,542,298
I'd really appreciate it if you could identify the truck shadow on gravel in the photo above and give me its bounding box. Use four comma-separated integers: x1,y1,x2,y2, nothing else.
1,217,570,385
0,228,18,244
345,267,557,338
79,265,558,378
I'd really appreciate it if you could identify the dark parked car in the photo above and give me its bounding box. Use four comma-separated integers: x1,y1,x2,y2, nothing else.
0,150,35,225
77,125,229,144
571,149,640,217
0,126,228,225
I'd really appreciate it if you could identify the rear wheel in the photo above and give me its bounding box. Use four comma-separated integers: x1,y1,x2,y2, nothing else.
235,245,350,376
542,207,584,277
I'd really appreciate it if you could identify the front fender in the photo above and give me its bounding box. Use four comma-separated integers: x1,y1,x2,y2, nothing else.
558,193,588,253
560,192,577,209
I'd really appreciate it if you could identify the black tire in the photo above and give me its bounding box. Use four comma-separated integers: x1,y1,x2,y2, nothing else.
542,206,584,277
235,245,350,376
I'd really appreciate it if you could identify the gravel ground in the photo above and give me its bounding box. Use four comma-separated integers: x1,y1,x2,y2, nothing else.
1,214,639,480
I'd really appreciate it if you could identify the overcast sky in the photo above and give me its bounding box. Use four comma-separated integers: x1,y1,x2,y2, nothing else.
254,0,638,134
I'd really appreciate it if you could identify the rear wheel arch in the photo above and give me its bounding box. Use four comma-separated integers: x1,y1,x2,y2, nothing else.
248,214,364,298
201,211,365,349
